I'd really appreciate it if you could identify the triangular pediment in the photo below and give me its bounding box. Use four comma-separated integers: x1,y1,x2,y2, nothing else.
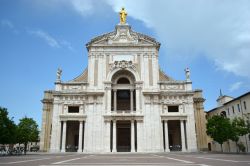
86,24,160,49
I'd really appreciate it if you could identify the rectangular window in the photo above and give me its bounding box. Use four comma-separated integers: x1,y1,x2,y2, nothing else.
244,101,247,110
237,104,240,112
168,106,179,112
68,106,79,113
227,108,230,115
232,106,235,114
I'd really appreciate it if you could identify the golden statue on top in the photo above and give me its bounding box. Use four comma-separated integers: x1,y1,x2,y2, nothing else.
119,7,127,24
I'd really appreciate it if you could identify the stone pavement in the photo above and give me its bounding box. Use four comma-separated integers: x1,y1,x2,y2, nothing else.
0,152,250,166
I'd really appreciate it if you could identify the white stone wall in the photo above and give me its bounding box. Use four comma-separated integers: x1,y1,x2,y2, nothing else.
83,96,106,152
50,98,62,152
46,24,199,153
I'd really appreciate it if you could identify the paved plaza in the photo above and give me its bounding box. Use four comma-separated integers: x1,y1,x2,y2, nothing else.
0,152,250,166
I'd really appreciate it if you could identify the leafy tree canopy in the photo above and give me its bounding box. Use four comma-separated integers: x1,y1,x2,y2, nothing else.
206,115,232,145
231,117,248,143
17,117,39,144
0,107,17,144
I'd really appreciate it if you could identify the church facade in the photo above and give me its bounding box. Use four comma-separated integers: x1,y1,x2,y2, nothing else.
40,10,207,153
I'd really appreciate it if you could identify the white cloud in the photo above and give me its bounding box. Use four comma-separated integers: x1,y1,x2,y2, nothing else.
28,29,73,50
70,0,94,16
27,1,250,78
60,40,74,51
1,19,14,29
28,30,60,48
1,19,18,33
229,81,243,92
29,0,96,16
106,0,250,78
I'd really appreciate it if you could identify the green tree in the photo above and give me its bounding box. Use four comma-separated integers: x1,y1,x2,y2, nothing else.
206,115,232,152
0,107,17,145
230,117,248,152
17,117,39,154
246,117,250,134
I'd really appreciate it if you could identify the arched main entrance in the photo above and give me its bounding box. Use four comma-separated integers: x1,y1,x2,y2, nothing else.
111,70,137,152
111,70,136,112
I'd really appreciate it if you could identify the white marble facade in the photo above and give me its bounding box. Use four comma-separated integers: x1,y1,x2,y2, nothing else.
40,23,198,153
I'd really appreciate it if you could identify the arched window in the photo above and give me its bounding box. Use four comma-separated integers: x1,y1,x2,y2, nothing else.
111,70,136,112
117,77,130,84
220,111,226,117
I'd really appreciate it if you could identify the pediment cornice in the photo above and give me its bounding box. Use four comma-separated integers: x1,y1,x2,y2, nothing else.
86,24,160,50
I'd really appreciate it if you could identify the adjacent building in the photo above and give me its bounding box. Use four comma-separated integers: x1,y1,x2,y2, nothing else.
40,9,207,153
207,91,250,152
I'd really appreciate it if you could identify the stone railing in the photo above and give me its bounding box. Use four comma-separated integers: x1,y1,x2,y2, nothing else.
62,84,87,91
159,83,185,91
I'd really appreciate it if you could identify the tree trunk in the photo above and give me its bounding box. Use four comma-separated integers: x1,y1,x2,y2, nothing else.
228,141,230,152
221,144,223,152
24,143,27,155
236,141,238,153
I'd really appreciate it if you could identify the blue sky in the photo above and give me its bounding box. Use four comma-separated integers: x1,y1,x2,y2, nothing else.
0,0,250,128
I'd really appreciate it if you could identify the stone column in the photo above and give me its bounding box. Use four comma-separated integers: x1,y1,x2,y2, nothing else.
130,90,134,111
135,88,140,111
105,121,111,152
78,121,83,152
83,121,87,152
164,120,170,152
180,120,186,152
113,120,117,152
105,83,112,113
114,90,117,111
61,121,67,152
131,120,135,152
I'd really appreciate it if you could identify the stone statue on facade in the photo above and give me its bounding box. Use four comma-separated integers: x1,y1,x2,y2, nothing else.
56,68,62,82
185,67,190,81
119,7,127,24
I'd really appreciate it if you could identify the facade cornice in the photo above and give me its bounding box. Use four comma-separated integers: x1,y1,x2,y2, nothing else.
142,91,194,96
59,114,87,121
59,82,88,85
86,24,160,51
158,81,189,84
103,111,144,122
41,99,53,104
159,91,194,95
193,98,206,103
161,114,187,121
53,91,104,96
